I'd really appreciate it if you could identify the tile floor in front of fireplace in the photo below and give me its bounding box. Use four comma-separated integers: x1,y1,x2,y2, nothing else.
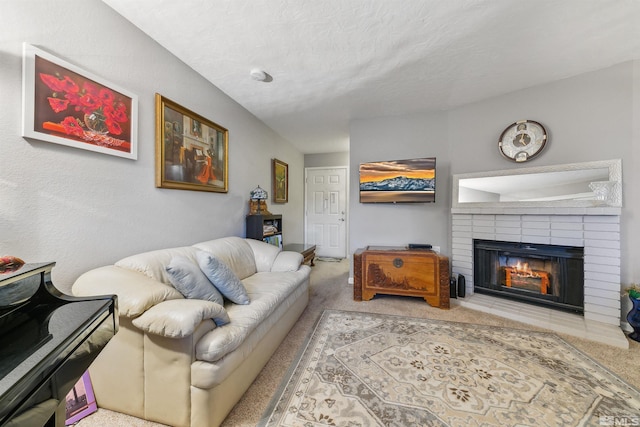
455,293,629,348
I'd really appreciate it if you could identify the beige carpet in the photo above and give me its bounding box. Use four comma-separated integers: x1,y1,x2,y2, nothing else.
260,310,640,426
77,259,640,427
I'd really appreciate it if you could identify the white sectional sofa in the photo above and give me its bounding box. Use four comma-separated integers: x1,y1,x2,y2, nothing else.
72,236,311,427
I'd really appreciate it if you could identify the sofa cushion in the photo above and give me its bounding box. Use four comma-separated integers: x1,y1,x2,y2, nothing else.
132,299,229,338
166,256,224,305
116,246,199,285
190,280,309,389
195,268,309,362
196,251,250,305
192,237,257,280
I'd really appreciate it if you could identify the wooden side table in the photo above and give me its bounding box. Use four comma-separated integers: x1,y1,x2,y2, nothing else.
353,246,450,309
283,243,316,266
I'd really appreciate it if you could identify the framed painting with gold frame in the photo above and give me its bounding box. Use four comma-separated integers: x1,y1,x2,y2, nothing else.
272,158,288,203
155,94,228,192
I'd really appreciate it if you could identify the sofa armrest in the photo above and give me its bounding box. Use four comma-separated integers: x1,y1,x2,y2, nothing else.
131,299,227,338
244,238,280,272
243,238,303,272
271,251,304,272
72,265,183,318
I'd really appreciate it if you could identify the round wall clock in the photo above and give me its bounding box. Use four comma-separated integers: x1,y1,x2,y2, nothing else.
498,120,548,162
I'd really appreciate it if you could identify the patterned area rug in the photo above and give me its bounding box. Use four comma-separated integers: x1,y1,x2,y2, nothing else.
260,310,640,427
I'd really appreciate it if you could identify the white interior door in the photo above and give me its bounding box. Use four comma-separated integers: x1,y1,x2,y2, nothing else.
305,167,347,258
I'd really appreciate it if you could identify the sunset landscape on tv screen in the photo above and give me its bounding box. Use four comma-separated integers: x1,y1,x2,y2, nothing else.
359,157,436,203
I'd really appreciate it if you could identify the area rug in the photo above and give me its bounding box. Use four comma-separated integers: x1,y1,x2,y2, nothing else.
259,310,640,427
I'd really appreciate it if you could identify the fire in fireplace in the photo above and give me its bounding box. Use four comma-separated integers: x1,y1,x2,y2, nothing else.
474,239,584,313
504,260,550,293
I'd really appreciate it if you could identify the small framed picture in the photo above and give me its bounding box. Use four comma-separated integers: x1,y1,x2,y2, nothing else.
22,43,138,159
155,94,229,192
65,371,97,425
272,158,288,203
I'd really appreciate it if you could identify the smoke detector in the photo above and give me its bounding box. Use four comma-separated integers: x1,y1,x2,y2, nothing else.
250,69,271,82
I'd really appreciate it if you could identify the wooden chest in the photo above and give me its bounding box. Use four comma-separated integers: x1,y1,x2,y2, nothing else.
353,246,450,309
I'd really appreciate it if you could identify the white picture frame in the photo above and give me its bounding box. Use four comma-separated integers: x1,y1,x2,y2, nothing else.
22,43,138,160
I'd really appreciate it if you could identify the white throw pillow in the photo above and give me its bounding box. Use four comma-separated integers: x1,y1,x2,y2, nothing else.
166,256,224,305
196,251,250,305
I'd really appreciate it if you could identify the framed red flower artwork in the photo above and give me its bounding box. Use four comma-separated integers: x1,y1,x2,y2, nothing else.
22,43,138,159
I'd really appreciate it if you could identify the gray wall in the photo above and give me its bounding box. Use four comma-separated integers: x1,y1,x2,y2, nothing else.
349,111,452,254
0,0,304,292
349,61,639,287
304,152,349,168
448,62,637,285
448,62,633,175
631,61,640,288
2,2,638,295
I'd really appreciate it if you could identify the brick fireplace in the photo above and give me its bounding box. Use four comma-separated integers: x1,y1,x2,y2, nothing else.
450,211,626,348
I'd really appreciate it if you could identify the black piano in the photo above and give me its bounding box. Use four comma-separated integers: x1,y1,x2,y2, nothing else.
0,262,117,427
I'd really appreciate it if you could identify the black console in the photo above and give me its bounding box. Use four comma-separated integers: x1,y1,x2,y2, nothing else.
407,243,432,250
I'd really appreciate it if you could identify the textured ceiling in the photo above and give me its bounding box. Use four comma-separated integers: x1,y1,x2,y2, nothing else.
103,0,640,154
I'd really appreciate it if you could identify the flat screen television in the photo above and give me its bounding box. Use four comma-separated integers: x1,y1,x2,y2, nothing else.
359,157,436,203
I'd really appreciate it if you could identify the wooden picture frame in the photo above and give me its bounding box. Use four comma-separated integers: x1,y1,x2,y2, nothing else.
65,371,97,424
22,43,138,160
155,94,228,192
272,158,288,203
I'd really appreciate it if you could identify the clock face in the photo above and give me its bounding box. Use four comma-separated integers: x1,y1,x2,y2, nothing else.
498,120,547,162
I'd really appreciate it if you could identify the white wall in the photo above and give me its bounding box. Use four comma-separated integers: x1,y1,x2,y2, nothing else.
349,61,638,291
0,0,304,292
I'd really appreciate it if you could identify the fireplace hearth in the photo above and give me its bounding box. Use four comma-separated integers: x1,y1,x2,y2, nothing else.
474,239,584,313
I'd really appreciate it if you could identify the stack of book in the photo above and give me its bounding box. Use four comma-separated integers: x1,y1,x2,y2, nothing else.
263,224,279,235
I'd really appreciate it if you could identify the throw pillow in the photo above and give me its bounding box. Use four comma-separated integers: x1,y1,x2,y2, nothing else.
166,256,224,306
196,251,250,305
